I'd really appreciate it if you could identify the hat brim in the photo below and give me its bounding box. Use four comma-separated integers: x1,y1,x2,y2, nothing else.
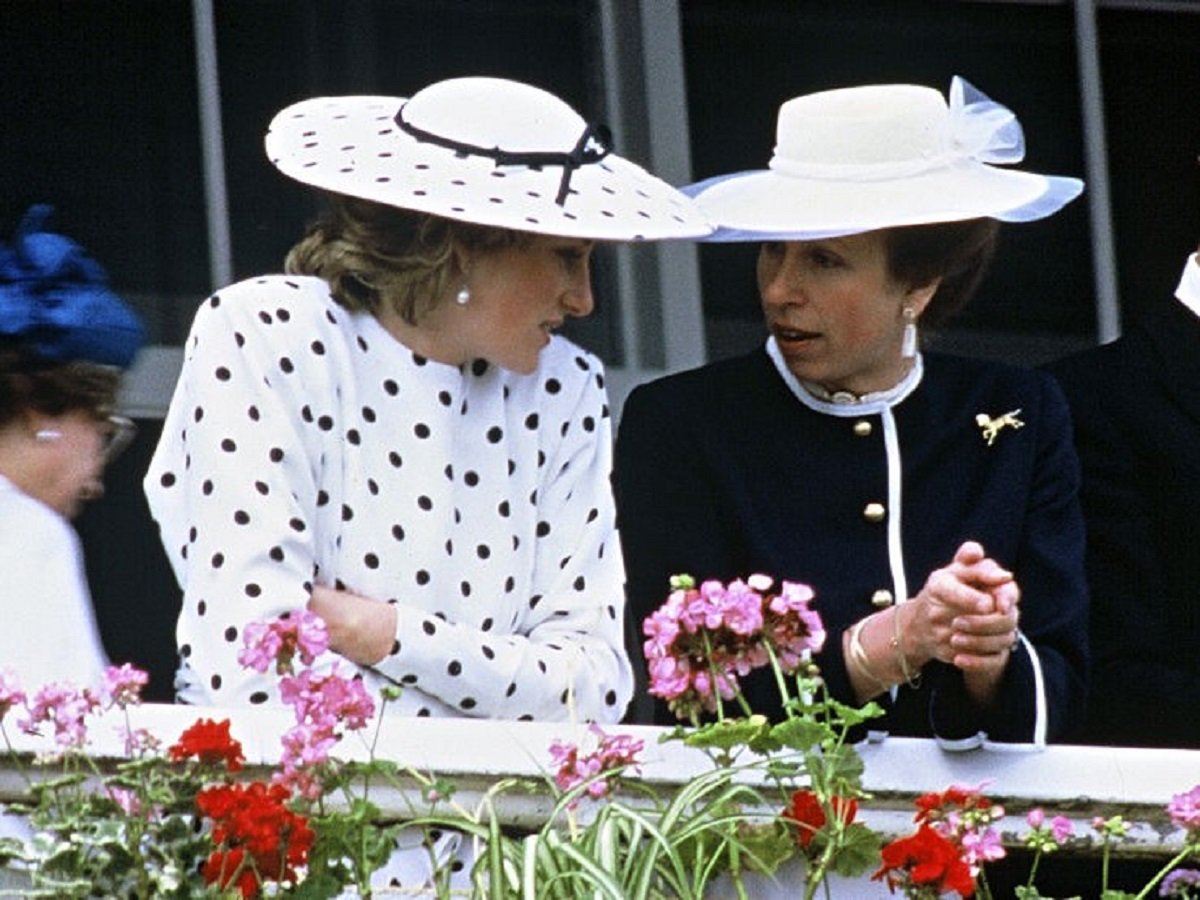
266,96,712,241
685,163,1083,242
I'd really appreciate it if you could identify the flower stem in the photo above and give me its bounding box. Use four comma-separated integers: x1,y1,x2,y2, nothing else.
763,641,793,710
0,723,33,788
1025,847,1042,891
1132,847,1196,899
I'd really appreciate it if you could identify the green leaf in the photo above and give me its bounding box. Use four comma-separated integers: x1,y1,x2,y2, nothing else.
767,717,831,753
826,698,887,728
290,871,345,899
828,823,883,877
682,717,772,753
735,821,795,875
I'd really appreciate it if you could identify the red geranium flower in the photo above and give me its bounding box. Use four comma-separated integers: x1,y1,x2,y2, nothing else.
197,780,314,896
873,823,975,897
782,789,859,850
914,784,992,826
169,718,245,772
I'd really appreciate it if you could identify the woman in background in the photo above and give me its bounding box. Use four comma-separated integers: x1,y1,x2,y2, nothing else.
0,205,144,688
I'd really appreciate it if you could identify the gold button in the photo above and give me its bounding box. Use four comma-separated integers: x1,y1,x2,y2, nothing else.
853,420,873,437
863,502,886,522
871,589,894,608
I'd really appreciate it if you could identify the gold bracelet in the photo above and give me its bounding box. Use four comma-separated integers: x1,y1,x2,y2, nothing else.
890,605,922,689
847,617,889,689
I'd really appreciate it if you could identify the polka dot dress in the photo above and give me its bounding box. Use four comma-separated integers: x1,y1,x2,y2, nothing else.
145,275,633,724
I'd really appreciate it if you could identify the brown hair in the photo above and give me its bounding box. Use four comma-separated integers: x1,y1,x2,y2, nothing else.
0,344,121,430
284,194,533,325
882,219,1000,327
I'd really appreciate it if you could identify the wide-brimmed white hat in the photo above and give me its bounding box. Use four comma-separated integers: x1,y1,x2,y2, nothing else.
685,76,1083,242
265,76,711,241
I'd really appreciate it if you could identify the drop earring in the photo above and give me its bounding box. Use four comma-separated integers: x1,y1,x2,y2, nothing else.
901,307,918,359
455,285,471,306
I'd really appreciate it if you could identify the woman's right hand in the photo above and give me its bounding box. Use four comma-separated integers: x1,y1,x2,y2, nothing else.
307,585,398,667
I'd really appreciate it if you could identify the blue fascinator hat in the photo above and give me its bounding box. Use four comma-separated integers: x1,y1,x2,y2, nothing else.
0,205,145,368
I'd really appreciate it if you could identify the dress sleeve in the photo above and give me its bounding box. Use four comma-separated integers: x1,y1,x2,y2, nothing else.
370,356,634,724
928,373,1090,746
145,290,328,706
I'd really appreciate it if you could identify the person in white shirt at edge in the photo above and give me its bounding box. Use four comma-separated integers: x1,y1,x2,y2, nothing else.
0,205,144,689
143,77,710,891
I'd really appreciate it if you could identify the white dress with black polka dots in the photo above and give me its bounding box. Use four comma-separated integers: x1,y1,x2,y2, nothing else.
145,275,633,725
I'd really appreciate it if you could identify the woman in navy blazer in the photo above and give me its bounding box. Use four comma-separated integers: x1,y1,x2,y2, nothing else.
615,77,1089,747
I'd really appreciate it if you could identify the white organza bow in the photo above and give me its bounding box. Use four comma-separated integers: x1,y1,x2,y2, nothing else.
948,75,1026,166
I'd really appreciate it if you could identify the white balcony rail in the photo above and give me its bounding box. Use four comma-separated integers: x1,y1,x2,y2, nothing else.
3,704,1196,894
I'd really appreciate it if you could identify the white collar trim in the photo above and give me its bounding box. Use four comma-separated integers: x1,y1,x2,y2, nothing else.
1175,252,1200,319
765,336,924,417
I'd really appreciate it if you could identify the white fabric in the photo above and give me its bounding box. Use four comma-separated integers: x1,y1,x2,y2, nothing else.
1174,251,1200,319
0,474,110,689
264,82,711,241
983,632,1047,752
767,77,1022,182
145,275,633,724
686,75,1083,242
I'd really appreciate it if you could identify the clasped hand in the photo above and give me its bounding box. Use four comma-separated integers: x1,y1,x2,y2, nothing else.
905,540,1020,697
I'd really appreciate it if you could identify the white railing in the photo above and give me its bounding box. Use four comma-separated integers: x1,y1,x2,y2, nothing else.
3,704,1196,893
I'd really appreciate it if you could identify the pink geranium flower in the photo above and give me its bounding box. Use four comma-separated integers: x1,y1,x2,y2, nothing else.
1050,815,1075,844
279,666,375,730
960,825,1006,870
239,609,330,676
1167,785,1200,833
549,724,644,808
100,663,149,710
643,573,824,721
20,682,99,749
0,670,25,721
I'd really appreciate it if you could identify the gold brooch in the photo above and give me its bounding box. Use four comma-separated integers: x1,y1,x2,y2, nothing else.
975,409,1024,446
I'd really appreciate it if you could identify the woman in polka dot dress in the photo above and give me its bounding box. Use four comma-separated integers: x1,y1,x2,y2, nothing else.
144,77,711,730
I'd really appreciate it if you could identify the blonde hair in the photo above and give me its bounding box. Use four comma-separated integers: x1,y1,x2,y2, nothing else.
285,194,532,324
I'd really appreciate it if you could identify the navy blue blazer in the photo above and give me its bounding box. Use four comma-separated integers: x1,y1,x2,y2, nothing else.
615,347,1088,745
1049,300,1200,748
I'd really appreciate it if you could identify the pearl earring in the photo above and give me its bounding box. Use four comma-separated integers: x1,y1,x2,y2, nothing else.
901,307,918,359
455,285,471,306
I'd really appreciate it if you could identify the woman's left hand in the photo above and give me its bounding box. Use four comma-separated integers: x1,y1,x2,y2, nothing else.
937,541,1021,704
307,585,398,666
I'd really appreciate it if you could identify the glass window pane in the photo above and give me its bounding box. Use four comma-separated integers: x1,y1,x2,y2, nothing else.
0,0,207,344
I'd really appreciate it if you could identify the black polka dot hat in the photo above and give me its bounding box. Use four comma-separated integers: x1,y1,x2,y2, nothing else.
265,76,713,241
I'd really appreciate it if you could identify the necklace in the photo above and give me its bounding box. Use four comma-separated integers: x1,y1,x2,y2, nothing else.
765,337,924,416
799,358,919,407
